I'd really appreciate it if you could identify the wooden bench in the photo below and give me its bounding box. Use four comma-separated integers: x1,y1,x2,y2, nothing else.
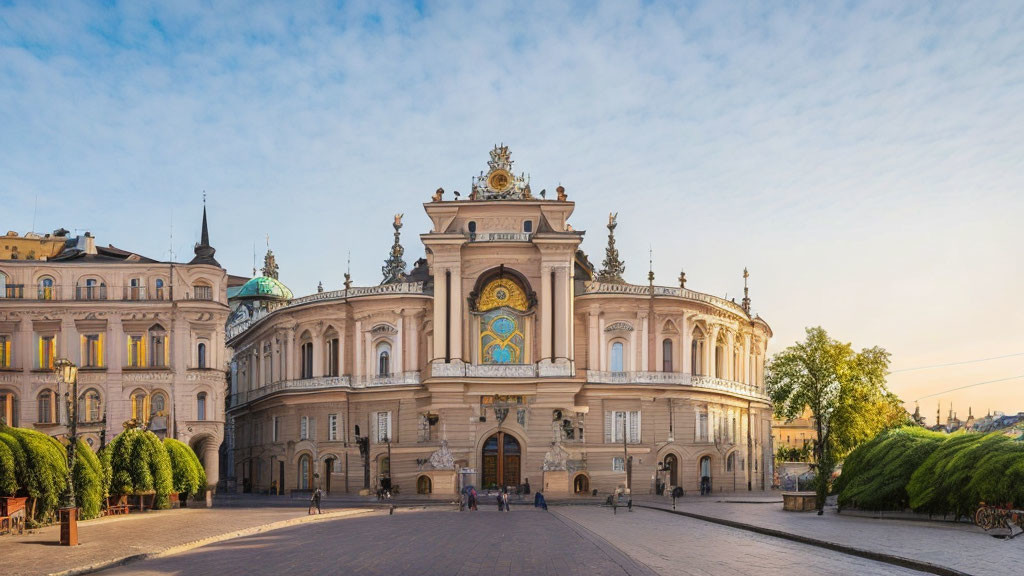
782,491,818,512
1,497,27,535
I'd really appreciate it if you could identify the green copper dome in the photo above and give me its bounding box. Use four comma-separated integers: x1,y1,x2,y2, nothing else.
236,276,293,301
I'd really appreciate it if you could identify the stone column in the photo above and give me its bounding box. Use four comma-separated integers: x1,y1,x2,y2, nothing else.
431,270,446,362
286,330,295,381
354,320,363,377
587,312,598,371
681,314,691,375
204,440,220,488
598,315,606,370
743,334,752,385
640,313,649,371
394,314,404,374
539,264,552,362
554,266,570,362
726,331,735,381
405,311,419,372
449,265,463,362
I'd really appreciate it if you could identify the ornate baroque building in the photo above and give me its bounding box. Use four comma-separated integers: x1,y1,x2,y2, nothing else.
0,208,229,487
226,147,773,497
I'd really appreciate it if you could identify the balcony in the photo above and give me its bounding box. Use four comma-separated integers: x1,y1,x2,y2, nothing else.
75,285,108,301
429,361,573,378
585,370,766,399
2,284,25,299
228,371,422,408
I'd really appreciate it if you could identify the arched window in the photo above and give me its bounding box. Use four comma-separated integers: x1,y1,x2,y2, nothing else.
610,341,624,372
38,276,55,300
78,388,101,423
662,339,673,372
155,278,165,300
197,392,207,421
77,277,107,301
417,475,432,494
0,389,18,426
476,276,530,365
128,277,143,300
298,454,312,490
727,452,736,472
0,335,10,368
197,342,207,369
0,271,7,298
376,342,391,376
300,340,313,379
149,391,168,437
37,389,55,424
130,389,148,421
193,282,212,301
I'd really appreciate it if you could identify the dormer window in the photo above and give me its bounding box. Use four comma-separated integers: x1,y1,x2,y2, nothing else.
523,221,532,233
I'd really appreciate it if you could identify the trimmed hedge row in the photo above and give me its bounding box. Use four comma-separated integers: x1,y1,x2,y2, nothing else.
163,438,207,497
838,427,1024,519
0,424,208,523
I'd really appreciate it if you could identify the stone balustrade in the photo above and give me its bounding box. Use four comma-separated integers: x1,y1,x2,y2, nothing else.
586,370,766,399
229,371,423,408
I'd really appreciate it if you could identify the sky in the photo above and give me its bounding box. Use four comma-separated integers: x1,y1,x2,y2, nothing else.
2,1,1022,419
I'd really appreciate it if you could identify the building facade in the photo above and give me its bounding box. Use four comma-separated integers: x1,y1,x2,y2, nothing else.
226,147,773,497
0,210,228,487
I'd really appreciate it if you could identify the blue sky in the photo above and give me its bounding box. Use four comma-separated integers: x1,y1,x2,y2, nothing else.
2,1,1022,416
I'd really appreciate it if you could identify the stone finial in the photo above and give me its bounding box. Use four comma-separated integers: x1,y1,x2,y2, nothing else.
678,269,687,289
556,185,567,201
741,267,751,314
262,248,279,279
595,212,626,284
317,281,324,293
381,214,407,285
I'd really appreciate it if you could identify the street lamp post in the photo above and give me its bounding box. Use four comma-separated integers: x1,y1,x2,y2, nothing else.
54,358,79,546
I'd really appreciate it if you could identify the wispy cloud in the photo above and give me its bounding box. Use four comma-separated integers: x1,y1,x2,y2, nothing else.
2,1,1022,413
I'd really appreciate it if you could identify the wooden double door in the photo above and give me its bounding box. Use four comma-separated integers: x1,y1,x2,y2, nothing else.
481,432,521,489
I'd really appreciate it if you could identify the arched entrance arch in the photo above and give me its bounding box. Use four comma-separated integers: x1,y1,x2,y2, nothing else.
481,431,521,490
699,455,712,494
664,453,679,487
417,475,432,494
573,473,590,495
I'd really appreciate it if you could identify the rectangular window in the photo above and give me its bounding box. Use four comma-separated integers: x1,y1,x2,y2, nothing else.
376,411,392,443
194,285,213,301
328,414,338,441
300,416,308,440
273,416,280,442
38,335,56,370
605,410,641,444
699,412,709,442
0,335,10,368
82,334,103,368
128,335,146,367
38,391,53,424
612,456,625,472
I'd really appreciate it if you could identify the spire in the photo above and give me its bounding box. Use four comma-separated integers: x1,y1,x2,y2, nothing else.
647,246,654,286
189,195,220,267
741,267,751,314
595,212,626,284
381,214,407,284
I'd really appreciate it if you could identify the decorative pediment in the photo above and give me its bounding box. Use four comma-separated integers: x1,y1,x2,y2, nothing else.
604,321,634,332
370,323,398,336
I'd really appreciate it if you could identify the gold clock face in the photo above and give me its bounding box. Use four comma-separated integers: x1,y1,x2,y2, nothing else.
487,169,513,192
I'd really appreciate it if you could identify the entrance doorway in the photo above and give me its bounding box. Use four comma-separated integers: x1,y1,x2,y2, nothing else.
324,459,334,493
573,473,589,494
699,455,712,493
665,453,679,486
481,432,521,490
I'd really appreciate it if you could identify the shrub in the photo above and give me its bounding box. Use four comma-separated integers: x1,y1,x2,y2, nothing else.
836,427,945,511
163,438,207,497
0,428,19,496
0,426,69,522
107,428,174,509
72,440,104,520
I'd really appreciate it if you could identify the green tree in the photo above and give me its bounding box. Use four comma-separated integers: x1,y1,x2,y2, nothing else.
0,426,68,523
107,427,174,509
163,438,207,499
71,439,104,519
766,327,904,513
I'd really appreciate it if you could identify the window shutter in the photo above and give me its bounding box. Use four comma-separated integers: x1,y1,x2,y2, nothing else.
604,411,613,444
629,410,641,443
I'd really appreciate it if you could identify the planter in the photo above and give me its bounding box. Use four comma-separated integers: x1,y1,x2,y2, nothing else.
782,491,818,512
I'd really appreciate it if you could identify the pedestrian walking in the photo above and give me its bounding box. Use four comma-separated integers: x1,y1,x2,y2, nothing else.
533,491,547,511
309,486,323,515
469,488,478,511
502,490,511,512
497,490,505,511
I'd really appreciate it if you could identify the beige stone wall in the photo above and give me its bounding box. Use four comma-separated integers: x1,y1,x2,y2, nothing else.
0,259,228,485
